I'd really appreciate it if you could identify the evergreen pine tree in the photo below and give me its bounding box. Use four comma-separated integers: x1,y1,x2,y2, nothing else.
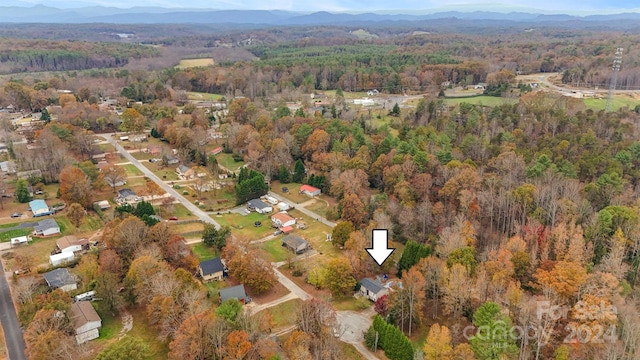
293,159,305,183
278,165,290,184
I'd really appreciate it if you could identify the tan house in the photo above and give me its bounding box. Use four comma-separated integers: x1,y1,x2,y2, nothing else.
70,301,102,344
199,257,225,281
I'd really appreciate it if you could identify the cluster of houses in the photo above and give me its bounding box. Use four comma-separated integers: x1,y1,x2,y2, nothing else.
42,268,102,344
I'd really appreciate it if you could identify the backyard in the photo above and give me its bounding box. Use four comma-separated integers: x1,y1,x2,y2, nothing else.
215,153,245,173
214,212,273,240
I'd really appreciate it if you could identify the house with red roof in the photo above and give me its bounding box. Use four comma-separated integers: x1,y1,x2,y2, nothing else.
300,184,321,197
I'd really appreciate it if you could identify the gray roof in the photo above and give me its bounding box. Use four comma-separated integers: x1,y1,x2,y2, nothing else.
247,199,270,210
43,268,76,288
361,278,385,295
33,219,58,232
219,284,247,303
118,188,136,198
282,235,309,251
200,257,225,276
177,164,190,174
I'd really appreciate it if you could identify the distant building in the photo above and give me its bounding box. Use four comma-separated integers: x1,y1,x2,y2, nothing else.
211,146,224,155
0,161,16,174
176,165,195,180
55,236,89,254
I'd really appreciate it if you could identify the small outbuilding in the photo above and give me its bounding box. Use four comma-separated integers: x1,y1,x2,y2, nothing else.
49,252,75,267
10,235,30,247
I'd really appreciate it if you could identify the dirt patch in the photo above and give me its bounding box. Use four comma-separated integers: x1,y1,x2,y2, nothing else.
246,282,289,304
118,307,133,340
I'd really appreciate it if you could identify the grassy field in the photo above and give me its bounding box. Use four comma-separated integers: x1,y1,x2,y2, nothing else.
332,296,371,312
215,153,245,172
190,243,217,261
171,204,197,220
584,95,639,111
259,238,290,263
270,182,311,204
170,221,204,235
176,58,214,69
214,212,273,240
0,228,32,242
188,92,225,101
305,199,329,218
126,307,170,359
121,164,144,176
340,342,367,360
264,299,302,329
444,95,518,107
7,236,60,270
95,303,121,342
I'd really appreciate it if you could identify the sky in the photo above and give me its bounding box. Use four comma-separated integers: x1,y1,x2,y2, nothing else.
5,0,640,14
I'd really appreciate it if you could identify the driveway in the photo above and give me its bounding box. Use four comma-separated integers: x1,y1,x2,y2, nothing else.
0,260,26,360
268,192,336,228
99,134,221,229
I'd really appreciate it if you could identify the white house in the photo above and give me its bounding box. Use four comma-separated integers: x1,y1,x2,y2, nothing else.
70,301,102,344
56,236,89,254
247,199,272,214
33,219,60,237
49,252,75,267
277,202,291,211
271,212,296,228
360,278,389,302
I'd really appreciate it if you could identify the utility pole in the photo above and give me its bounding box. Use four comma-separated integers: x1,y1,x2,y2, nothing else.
605,47,623,112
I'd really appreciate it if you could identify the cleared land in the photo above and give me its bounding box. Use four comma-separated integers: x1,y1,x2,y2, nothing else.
175,58,214,69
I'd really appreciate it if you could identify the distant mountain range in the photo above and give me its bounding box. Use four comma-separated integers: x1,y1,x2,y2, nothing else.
1,5,640,25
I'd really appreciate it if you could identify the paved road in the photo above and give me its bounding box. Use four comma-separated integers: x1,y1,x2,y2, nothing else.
268,192,336,228
0,261,26,360
99,134,221,229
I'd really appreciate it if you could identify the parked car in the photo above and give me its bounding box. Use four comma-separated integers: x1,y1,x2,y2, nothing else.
169,216,178,221
273,229,282,236
10,212,21,218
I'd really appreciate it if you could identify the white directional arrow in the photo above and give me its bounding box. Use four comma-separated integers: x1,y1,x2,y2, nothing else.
366,229,395,266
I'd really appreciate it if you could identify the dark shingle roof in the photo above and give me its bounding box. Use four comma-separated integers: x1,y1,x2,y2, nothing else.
247,199,270,209
282,235,309,250
118,188,136,198
361,278,385,294
219,284,247,303
43,268,76,288
33,219,58,232
200,257,225,276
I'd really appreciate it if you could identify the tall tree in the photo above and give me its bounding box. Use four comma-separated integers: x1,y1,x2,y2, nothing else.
293,159,306,183
59,165,93,208
202,224,230,251
66,202,85,228
101,164,127,194
469,301,518,360
15,178,31,203
423,323,453,360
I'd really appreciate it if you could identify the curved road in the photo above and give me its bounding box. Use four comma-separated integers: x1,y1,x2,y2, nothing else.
0,260,26,360
98,134,221,229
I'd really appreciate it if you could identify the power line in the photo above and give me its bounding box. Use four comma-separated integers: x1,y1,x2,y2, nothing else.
605,47,623,112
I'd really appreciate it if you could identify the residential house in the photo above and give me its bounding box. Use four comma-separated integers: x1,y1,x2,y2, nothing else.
33,219,60,237
165,155,179,165
55,236,89,254
219,284,250,304
17,169,42,180
29,199,53,217
49,252,75,267
199,257,225,282
282,234,310,254
359,278,389,302
211,146,224,155
271,212,296,229
43,268,77,292
247,199,272,214
0,160,16,174
299,184,321,197
277,202,291,211
115,188,139,204
176,165,195,180
146,144,162,156
130,134,147,142
70,301,102,344
366,89,380,96
94,200,111,210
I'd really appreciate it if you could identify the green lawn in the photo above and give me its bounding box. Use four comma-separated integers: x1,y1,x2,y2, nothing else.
0,228,32,242
332,296,371,312
215,153,245,172
121,164,144,176
190,243,218,261
264,299,302,329
95,303,121,342
54,214,103,236
171,204,196,219
584,96,639,111
340,342,367,360
444,95,518,107
259,238,290,263
188,91,225,101
270,182,310,204
126,307,170,360
215,212,273,240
